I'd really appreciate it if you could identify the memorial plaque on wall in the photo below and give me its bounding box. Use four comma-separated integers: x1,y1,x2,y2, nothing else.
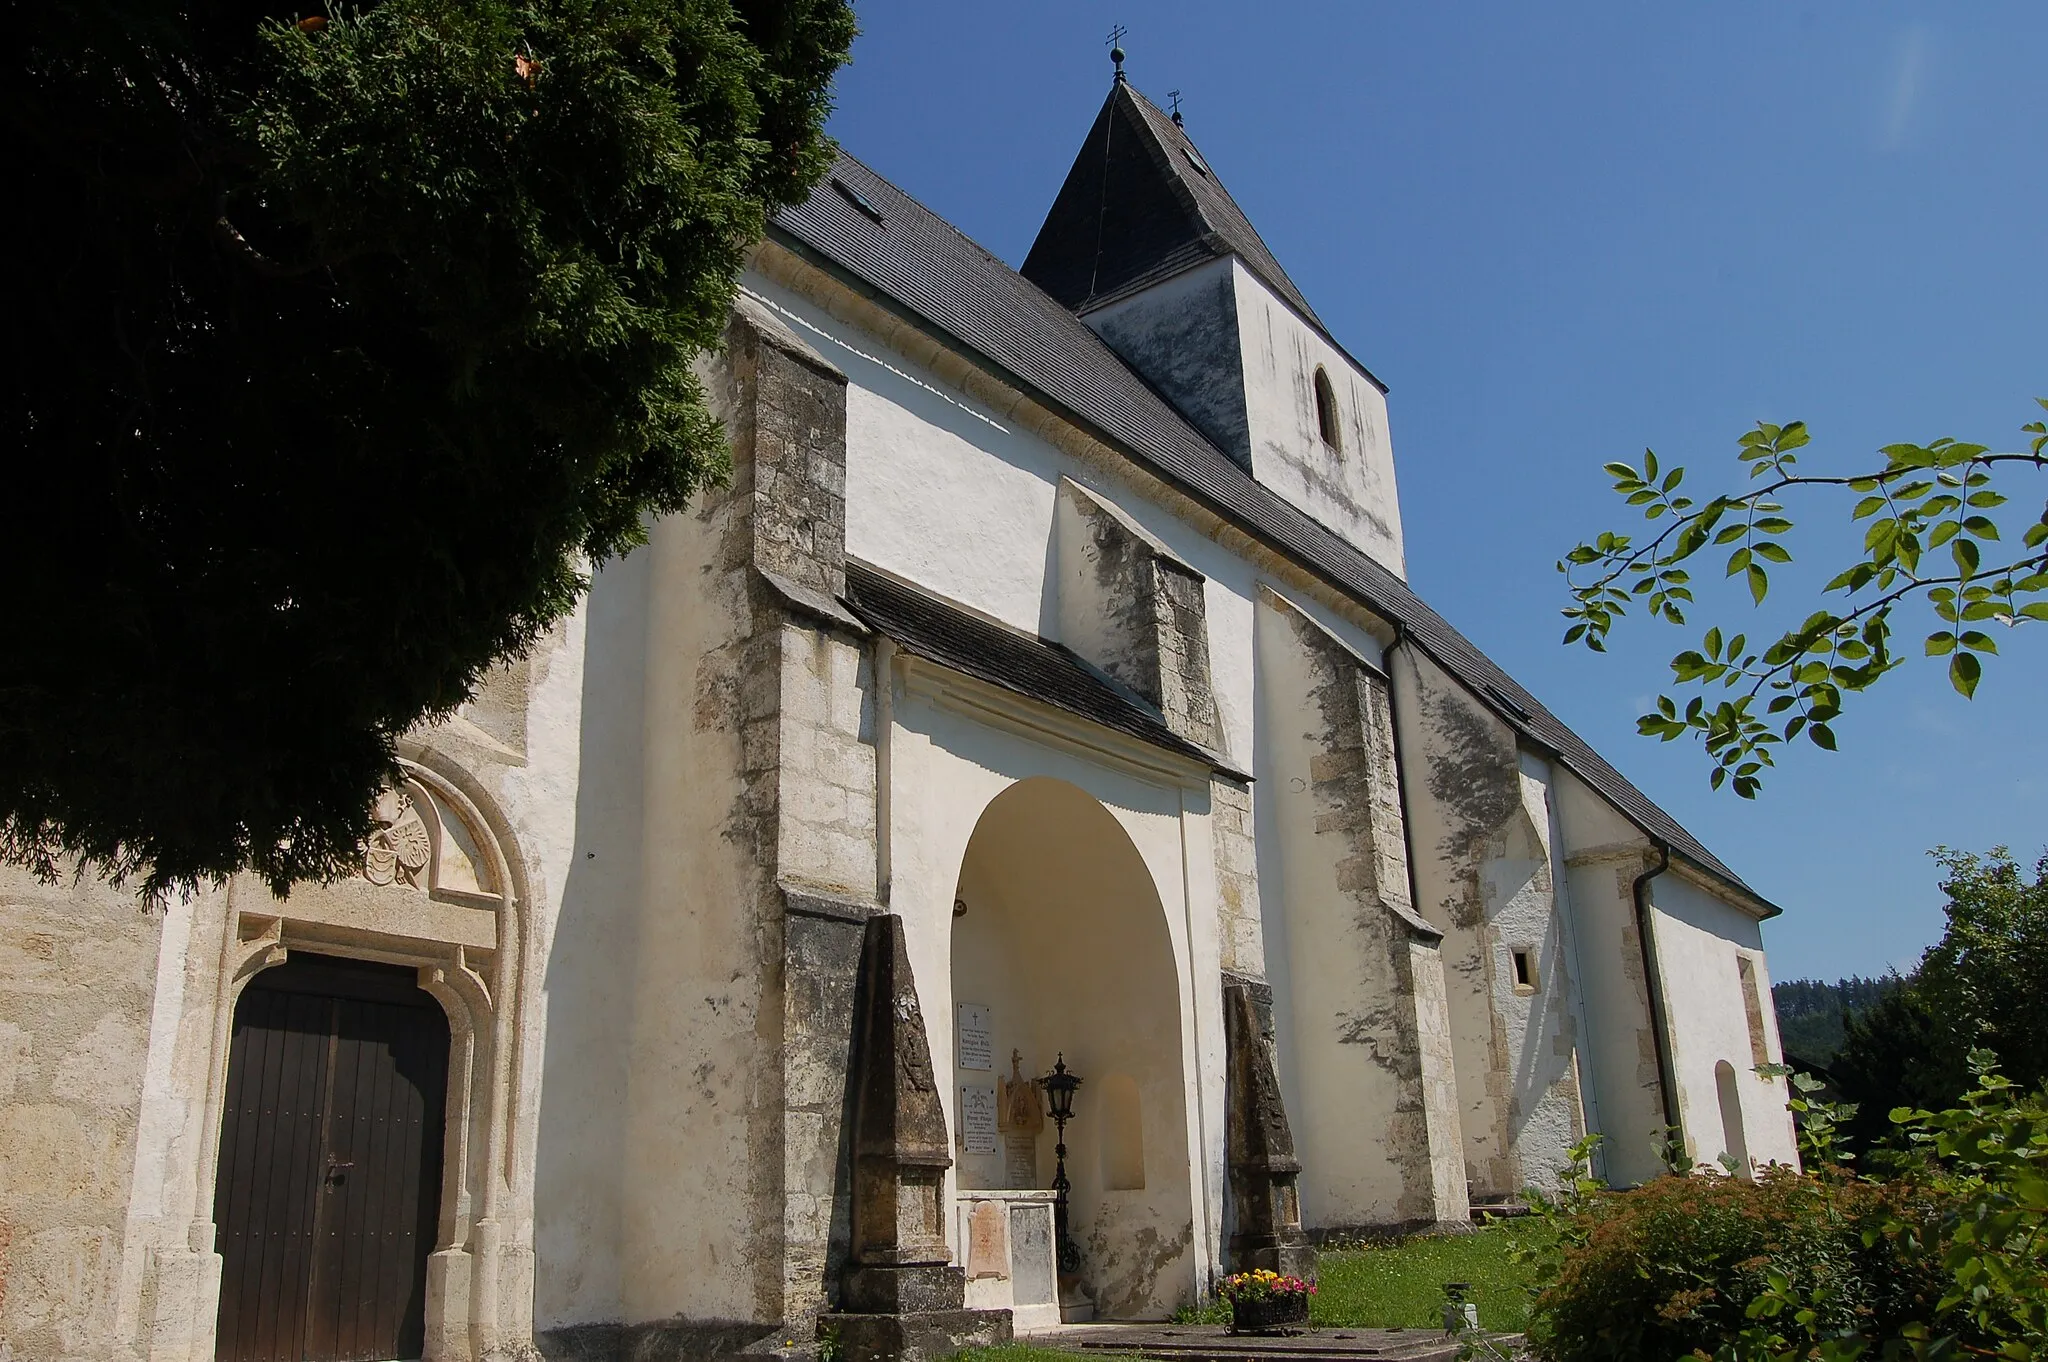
956,1003,993,1070
1004,1134,1039,1187
959,1083,998,1154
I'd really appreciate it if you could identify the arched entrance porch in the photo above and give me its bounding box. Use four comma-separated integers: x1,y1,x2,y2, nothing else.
948,777,1196,1320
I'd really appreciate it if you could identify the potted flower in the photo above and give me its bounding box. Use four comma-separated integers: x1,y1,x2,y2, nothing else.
1217,1268,1315,1333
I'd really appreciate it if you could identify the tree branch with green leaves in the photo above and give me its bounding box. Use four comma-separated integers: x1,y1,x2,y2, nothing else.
1559,402,2048,797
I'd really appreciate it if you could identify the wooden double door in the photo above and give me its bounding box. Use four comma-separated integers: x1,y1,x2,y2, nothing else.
213,954,450,1362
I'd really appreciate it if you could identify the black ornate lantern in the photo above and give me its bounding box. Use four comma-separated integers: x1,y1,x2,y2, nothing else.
1039,1054,1083,1274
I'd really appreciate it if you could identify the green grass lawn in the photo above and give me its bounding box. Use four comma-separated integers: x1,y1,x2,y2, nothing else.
1311,1221,1547,1331
1163,1221,1547,1333
952,1221,1546,1361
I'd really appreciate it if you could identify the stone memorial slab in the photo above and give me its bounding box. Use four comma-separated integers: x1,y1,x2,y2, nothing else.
958,1084,997,1154
1007,1202,1056,1307
1003,1134,1038,1188
965,1201,1008,1280
956,1003,993,1070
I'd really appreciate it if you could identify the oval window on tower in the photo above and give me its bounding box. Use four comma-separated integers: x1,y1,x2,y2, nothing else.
1313,366,1342,452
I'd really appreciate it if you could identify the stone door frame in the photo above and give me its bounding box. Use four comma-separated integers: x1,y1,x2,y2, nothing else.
185,750,534,1362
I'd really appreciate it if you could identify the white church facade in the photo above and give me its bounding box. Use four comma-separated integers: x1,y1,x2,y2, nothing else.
0,77,1796,1362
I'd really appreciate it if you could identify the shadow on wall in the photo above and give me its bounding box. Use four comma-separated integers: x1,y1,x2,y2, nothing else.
531,546,652,1329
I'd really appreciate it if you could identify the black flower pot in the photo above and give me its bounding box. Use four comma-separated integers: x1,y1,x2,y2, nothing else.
1229,1293,1310,1334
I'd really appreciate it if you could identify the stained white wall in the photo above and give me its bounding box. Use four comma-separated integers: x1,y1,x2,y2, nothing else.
1649,873,1799,1173
1231,265,1405,577
738,274,1390,779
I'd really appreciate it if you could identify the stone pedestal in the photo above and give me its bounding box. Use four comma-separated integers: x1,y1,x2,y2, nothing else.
830,915,1011,1360
1224,982,1318,1283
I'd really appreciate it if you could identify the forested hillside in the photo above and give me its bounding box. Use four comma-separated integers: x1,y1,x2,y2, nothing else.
1773,975,1900,1065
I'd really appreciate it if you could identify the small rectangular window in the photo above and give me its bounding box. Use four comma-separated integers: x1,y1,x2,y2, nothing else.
1511,949,1538,993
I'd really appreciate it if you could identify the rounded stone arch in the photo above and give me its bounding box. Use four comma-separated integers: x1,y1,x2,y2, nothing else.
198,748,537,1360
946,776,1196,1319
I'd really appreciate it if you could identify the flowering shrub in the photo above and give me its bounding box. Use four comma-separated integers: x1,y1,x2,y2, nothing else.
1218,1269,1316,1304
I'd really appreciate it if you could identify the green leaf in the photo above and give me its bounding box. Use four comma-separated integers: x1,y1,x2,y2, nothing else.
1754,542,1792,563
1748,563,1769,604
1959,630,1998,654
1950,651,1982,698
1602,462,1639,480
1926,632,1957,656
1852,495,1887,520
1810,723,1837,751
1727,546,1752,574
1643,449,1659,481
1953,538,1981,575
1661,468,1683,492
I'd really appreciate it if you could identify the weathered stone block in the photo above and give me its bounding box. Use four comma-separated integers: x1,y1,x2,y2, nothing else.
826,1308,1012,1362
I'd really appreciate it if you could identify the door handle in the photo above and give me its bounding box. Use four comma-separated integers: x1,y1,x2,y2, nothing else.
324,1159,354,1185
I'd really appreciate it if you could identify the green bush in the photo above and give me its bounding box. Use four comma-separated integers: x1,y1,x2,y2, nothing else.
1528,1169,1949,1361
1525,1057,2047,1361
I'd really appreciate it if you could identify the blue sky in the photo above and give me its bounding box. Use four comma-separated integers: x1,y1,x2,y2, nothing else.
822,3,2048,984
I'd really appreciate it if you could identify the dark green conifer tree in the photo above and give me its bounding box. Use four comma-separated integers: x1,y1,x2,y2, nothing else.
6,0,854,898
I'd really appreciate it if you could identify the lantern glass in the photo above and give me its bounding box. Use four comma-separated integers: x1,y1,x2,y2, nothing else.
1040,1053,1081,1121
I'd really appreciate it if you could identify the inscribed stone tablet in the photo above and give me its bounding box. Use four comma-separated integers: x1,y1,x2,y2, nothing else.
959,1083,998,1154
1008,1203,1056,1306
1004,1134,1039,1188
956,1003,993,1070
966,1201,1008,1280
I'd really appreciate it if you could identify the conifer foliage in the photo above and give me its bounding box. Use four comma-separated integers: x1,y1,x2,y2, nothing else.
6,1,854,898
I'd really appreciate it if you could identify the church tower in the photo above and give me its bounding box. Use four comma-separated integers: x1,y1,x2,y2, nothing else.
1022,71,1407,576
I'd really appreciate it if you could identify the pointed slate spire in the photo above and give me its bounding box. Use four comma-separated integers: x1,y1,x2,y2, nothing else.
1021,81,1322,326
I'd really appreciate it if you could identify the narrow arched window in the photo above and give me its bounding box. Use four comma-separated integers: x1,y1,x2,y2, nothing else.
1313,366,1342,452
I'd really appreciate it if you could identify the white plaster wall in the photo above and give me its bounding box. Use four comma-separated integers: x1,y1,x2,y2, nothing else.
740,273,1388,783
1386,644,1523,1198
1255,602,1434,1228
1551,769,1666,1187
1231,265,1405,577
528,563,642,1330
1081,257,1252,466
1486,756,1589,1196
1648,873,1799,1173
884,671,1222,1316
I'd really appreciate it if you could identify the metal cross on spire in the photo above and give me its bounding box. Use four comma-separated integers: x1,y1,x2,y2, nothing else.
1168,89,1183,126
1107,24,1128,83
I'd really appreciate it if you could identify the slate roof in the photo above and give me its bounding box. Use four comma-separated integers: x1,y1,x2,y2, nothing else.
842,563,1244,779
1021,81,1323,328
770,151,1775,916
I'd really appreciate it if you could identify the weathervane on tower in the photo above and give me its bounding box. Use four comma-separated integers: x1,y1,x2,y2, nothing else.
1107,24,1128,84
